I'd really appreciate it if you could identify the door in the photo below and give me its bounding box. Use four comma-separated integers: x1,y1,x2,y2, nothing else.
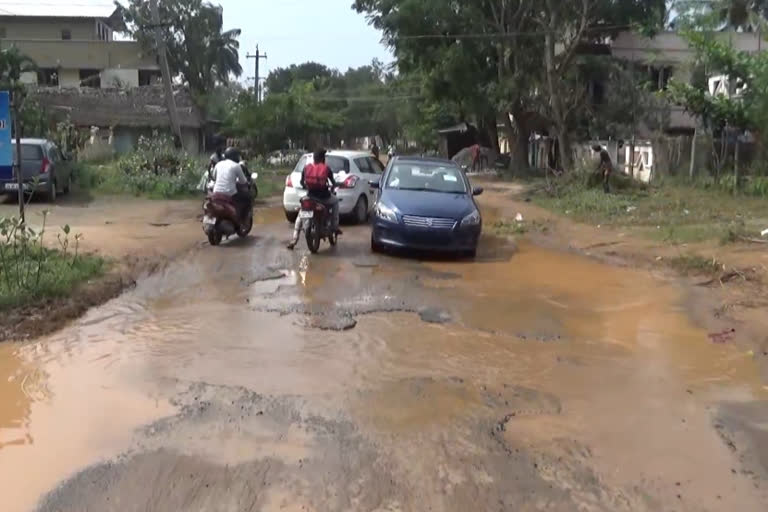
354,157,384,205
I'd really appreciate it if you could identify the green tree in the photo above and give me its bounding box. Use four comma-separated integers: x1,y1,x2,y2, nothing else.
117,0,243,97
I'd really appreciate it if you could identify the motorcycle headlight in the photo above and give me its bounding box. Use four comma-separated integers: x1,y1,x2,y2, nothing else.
461,209,481,227
375,203,398,223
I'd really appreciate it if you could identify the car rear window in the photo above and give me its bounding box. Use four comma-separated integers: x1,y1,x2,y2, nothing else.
21,144,43,160
294,155,350,174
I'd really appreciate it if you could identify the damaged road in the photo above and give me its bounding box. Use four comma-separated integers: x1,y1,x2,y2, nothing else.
1,204,768,511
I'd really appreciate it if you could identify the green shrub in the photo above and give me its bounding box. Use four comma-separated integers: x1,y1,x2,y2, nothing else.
0,214,106,310
76,133,204,198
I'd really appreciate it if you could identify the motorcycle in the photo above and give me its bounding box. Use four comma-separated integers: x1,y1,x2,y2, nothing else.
202,172,258,246
298,193,339,254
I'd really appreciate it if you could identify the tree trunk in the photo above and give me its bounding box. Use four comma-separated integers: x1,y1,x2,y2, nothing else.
505,112,529,174
544,31,572,171
734,137,740,195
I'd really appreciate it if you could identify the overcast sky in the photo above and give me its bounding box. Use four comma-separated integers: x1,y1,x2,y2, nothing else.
0,0,391,77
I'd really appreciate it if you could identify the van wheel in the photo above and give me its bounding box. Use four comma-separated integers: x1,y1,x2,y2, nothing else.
47,179,57,202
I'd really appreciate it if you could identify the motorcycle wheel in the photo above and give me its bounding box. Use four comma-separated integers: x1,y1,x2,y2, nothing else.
329,231,338,246
208,230,223,246
305,220,321,254
237,211,253,238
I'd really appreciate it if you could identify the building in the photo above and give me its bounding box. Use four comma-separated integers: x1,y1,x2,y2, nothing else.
608,30,767,133
0,6,161,88
33,86,205,154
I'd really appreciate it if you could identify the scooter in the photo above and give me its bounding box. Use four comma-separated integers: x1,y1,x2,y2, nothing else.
202,172,258,246
298,193,339,254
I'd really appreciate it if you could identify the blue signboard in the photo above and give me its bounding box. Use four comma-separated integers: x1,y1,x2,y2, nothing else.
0,91,12,181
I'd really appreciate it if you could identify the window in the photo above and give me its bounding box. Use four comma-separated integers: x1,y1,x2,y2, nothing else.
649,66,673,91
385,163,467,194
368,157,385,174
37,68,59,87
139,69,162,86
0,27,6,39
354,157,372,173
21,144,43,161
61,28,72,40
326,156,350,174
79,69,101,88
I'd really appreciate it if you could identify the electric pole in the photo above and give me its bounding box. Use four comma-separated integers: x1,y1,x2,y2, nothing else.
246,45,268,102
150,0,184,150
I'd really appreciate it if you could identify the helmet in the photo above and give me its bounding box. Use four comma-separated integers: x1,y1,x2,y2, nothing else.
224,147,241,163
313,148,327,163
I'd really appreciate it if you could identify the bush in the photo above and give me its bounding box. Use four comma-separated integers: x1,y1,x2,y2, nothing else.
0,214,106,310
76,133,204,198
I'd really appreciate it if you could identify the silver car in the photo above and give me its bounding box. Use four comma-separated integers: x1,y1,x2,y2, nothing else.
282,150,383,224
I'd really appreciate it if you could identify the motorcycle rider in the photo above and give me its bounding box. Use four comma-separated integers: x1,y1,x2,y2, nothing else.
287,148,341,250
211,147,251,219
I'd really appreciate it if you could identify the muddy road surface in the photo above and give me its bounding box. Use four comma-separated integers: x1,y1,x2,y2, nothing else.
1,201,767,511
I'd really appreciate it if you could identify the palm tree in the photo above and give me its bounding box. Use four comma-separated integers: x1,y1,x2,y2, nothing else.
202,5,243,87
0,46,37,92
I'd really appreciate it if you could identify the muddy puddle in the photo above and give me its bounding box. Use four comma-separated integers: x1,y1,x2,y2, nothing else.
1,210,767,511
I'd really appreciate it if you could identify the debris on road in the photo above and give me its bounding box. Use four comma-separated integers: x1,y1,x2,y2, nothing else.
708,328,736,344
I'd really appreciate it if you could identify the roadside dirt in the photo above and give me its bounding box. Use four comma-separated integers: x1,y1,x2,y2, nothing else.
0,194,203,342
478,181,768,380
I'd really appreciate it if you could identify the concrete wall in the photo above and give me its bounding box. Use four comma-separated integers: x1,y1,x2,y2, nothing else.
0,19,96,40
58,69,81,88
101,68,139,88
1,39,157,70
612,31,766,65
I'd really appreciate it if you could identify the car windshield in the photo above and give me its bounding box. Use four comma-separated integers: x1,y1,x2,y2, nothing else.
385,163,467,194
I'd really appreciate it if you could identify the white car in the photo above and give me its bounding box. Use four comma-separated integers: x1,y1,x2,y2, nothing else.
282,150,384,224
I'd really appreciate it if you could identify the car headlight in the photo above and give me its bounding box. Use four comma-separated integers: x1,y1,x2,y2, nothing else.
461,209,481,227
375,203,398,223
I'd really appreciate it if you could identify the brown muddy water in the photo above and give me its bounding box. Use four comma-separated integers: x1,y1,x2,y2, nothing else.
1,206,767,511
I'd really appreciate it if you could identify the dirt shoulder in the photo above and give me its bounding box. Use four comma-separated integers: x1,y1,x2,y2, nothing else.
478,180,768,380
0,194,205,342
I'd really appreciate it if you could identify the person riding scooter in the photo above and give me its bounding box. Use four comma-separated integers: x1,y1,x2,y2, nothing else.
287,148,341,250
211,147,251,220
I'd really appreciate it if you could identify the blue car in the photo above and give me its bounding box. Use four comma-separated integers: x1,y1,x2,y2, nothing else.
371,156,483,257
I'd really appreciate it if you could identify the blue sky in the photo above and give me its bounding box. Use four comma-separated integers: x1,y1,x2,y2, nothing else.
222,0,392,80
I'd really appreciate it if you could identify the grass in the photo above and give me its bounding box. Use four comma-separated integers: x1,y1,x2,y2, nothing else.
666,254,723,276
0,248,107,310
76,161,289,201
530,173,768,245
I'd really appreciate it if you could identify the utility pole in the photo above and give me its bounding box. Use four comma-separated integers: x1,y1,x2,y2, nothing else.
246,45,267,102
10,90,23,223
150,0,184,150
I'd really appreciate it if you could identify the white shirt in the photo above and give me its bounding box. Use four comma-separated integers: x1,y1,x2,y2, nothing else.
212,160,247,196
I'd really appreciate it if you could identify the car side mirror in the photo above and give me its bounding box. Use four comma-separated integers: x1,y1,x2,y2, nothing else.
369,179,380,189
472,187,484,196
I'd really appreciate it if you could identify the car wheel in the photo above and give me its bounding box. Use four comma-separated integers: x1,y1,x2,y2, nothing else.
285,210,298,223
371,234,382,253
464,248,477,259
354,196,368,225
